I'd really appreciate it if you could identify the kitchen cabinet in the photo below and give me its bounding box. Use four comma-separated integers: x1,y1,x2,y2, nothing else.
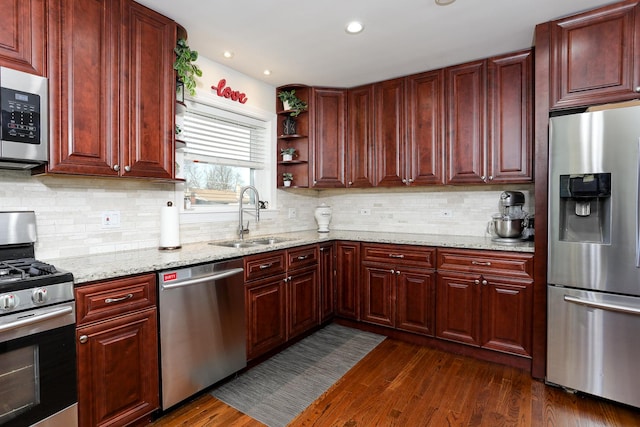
445,51,533,184
335,241,361,320
547,0,640,110
311,88,347,188
75,273,159,427
373,77,406,186
277,84,311,188
45,0,176,179
0,0,45,75
245,245,319,360
436,249,534,357
361,243,436,335
319,241,336,322
346,84,376,187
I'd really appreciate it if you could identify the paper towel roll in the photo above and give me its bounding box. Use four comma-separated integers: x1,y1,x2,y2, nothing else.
159,202,181,250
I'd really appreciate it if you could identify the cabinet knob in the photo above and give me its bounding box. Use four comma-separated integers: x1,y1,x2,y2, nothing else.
481,280,488,286
635,86,640,93
474,279,480,285
79,335,88,344
348,181,353,186
390,269,395,274
488,176,493,181
408,178,414,184
124,165,131,172
402,179,407,184
113,164,120,172
313,180,317,185
480,175,486,181
396,270,401,275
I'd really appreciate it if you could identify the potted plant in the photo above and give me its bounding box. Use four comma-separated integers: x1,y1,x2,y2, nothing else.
282,172,293,187
280,147,296,161
174,38,203,97
277,90,308,117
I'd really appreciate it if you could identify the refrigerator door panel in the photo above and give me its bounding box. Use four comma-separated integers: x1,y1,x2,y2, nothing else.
548,106,640,297
547,286,640,408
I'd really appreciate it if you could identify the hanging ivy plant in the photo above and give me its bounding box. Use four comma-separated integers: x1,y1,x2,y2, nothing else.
174,38,202,96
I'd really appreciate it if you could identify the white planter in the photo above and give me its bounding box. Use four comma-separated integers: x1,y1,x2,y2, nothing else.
283,100,292,111
282,154,293,162
283,180,292,187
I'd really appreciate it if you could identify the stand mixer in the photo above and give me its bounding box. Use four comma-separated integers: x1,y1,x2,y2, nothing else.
488,191,530,242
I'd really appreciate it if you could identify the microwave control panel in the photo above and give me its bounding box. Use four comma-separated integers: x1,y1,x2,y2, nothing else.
1,87,41,144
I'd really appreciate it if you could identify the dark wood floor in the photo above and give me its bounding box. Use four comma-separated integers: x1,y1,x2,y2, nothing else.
150,338,640,426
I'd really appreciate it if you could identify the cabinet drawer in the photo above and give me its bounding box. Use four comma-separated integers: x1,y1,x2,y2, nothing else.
287,244,319,270
437,249,533,279
245,251,287,282
75,273,156,326
362,243,436,268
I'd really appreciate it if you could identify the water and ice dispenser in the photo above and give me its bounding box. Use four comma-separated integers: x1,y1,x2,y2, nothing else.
558,173,611,243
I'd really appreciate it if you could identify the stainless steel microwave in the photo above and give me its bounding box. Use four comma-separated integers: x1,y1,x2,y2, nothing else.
0,66,48,169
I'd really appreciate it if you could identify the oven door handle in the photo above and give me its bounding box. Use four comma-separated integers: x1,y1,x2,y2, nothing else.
0,305,73,334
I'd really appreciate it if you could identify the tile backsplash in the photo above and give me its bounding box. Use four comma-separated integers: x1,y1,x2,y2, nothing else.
0,170,533,260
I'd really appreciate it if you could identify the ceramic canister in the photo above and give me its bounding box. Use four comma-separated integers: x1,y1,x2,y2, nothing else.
314,203,332,233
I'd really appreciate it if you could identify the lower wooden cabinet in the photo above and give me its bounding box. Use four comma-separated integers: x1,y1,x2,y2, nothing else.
335,241,361,319
319,242,335,322
75,273,159,427
436,249,534,357
245,275,287,361
288,265,318,339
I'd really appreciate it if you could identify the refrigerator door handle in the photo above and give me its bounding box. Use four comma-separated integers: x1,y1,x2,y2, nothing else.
637,137,640,268
564,295,640,316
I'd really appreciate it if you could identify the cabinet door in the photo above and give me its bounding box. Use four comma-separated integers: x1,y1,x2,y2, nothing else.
246,276,286,360
346,85,375,187
361,263,394,327
0,0,45,75
397,268,435,336
121,1,175,179
319,242,335,322
288,266,319,339
335,241,360,319
445,60,487,184
406,70,445,185
77,309,159,427
373,78,406,186
481,277,533,356
47,0,121,176
312,88,346,188
488,50,533,183
550,1,640,109
436,272,481,346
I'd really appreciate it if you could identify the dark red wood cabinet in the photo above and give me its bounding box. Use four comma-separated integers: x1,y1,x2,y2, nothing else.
311,88,347,188
346,84,376,187
373,78,406,186
319,242,336,323
0,0,45,75
335,241,361,320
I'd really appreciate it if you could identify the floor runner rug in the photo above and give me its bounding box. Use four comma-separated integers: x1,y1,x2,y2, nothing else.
210,323,385,427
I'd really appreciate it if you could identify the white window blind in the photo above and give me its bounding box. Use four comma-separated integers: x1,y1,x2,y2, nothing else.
182,102,267,169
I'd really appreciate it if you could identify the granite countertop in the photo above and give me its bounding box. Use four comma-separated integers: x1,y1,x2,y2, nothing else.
51,230,534,285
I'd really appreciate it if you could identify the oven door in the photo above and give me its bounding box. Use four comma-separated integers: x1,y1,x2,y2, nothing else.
0,302,77,427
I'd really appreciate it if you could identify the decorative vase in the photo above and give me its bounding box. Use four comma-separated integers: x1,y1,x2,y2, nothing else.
282,153,293,162
283,116,297,135
283,180,292,187
314,203,332,233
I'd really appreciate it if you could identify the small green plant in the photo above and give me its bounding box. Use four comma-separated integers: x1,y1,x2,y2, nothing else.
174,38,202,96
278,90,308,117
280,147,296,156
282,172,293,181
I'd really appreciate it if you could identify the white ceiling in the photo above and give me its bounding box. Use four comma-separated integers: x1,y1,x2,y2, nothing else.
136,0,618,88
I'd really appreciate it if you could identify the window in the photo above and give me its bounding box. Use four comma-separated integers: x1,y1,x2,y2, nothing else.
178,100,273,211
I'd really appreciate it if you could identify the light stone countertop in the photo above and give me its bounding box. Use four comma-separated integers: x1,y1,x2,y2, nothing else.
51,230,534,285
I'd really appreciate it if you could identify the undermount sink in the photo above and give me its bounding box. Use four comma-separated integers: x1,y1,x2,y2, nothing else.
208,237,290,248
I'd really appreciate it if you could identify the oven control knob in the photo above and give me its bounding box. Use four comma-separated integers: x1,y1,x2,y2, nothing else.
0,294,18,310
31,288,48,305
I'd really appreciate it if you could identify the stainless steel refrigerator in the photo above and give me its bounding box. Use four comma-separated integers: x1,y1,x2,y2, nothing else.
547,105,640,408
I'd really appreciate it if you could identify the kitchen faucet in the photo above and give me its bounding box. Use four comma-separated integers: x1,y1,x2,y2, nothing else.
238,185,260,239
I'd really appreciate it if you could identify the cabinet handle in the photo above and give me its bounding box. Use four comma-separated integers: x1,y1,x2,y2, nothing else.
124,165,131,172
113,164,120,172
259,263,273,270
389,254,405,259
297,255,309,260
481,280,488,286
79,335,88,344
471,261,491,266
474,279,480,285
104,293,133,304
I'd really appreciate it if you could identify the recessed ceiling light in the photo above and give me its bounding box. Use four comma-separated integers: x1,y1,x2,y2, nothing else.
435,0,455,5
223,51,234,59
263,69,272,76
345,21,364,35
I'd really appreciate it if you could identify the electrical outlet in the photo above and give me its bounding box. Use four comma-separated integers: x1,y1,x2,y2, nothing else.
288,208,297,219
101,211,121,228
359,208,371,216
440,209,453,218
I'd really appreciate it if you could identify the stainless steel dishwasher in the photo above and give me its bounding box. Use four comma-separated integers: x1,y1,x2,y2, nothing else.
158,258,245,410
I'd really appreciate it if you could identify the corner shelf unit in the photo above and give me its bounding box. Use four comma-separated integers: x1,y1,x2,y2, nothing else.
276,84,311,188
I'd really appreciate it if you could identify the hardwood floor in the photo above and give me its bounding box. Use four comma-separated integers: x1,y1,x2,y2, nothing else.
151,338,640,427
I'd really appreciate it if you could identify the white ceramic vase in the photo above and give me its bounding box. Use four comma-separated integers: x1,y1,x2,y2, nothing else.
314,203,332,233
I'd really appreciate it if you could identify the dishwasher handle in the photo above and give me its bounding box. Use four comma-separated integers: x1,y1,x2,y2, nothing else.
162,267,244,290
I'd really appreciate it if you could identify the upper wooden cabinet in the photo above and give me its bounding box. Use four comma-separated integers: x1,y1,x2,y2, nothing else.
311,88,346,188
0,0,45,75
446,50,533,184
346,84,375,187
45,0,176,179
548,0,640,109
373,77,406,186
